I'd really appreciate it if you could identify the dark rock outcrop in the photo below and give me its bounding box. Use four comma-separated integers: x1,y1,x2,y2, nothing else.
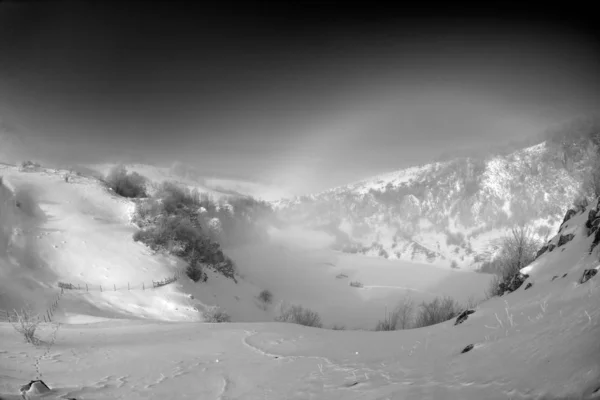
535,245,549,260
461,344,475,354
524,282,533,290
454,309,475,326
551,275,559,281
591,229,600,254
561,209,577,227
557,233,575,247
548,243,556,253
562,273,568,278
580,269,598,284
500,273,530,295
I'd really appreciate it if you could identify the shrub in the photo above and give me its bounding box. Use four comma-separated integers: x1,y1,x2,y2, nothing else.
105,164,147,198
203,306,231,322
275,304,323,328
10,307,41,345
258,289,273,304
186,261,207,283
349,281,363,288
414,296,460,328
375,294,415,331
19,160,41,170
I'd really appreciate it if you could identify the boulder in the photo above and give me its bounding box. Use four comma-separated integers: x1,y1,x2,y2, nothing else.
461,344,475,354
454,309,475,326
508,273,529,292
585,203,600,234
20,380,51,397
557,233,575,247
591,229,600,254
560,209,577,227
551,275,559,281
580,269,598,284
524,282,533,290
535,245,549,260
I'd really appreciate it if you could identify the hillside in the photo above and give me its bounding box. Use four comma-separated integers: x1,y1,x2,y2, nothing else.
1,180,599,399
0,164,274,324
274,142,586,269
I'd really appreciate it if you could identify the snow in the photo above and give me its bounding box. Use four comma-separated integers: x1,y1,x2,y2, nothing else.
1,165,600,399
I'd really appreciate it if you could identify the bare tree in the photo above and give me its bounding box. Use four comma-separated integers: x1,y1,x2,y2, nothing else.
499,225,540,280
393,293,415,330
10,306,41,345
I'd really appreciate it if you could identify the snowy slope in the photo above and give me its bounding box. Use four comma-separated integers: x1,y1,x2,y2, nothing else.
0,165,272,324
275,142,583,270
1,195,599,399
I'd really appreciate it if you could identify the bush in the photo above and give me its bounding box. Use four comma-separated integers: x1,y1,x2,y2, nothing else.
414,296,460,328
10,307,41,345
203,306,231,322
375,294,415,331
186,261,207,283
105,164,147,198
19,160,41,170
275,303,323,328
258,289,273,304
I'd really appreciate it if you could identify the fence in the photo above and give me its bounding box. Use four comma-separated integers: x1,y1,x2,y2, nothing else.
0,289,63,324
55,269,184,293
0,268,185,324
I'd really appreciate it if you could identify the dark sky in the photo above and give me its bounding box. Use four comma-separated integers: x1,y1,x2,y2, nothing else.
1,1,599,196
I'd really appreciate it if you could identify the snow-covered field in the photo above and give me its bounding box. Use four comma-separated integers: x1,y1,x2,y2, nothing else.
1,165,599,399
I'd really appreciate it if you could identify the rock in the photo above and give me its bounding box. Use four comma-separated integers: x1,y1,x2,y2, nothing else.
454,309,475,326
557,233,575,247
561,209,577,227
507,273,529,293
524,282,533,290
562,273,568,278
586,204,600,234
580,269,598,284
461,344,475,354
591,229,600,253
551,275,559,281
548,243,556,252
20,380,51,397
535,245,549,260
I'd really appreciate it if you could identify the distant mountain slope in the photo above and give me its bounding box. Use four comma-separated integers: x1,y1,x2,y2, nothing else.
274,142,586,269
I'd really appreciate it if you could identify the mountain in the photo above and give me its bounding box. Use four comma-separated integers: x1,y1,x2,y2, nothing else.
1,164,599,399
274,142,588,269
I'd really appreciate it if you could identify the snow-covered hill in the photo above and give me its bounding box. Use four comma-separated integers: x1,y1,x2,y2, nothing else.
275,142,585,270
0,164,273,324
1,176,599,399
